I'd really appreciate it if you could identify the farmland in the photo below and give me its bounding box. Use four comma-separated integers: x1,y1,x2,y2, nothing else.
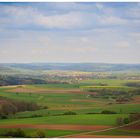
0,63,140,137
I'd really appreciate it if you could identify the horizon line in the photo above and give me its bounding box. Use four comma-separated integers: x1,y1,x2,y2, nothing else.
0,62,140,65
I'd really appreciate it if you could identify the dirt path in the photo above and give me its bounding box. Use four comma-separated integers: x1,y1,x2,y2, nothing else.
68,135,140,138
0,121,139,138
8,87,93,94
0,85,25,88
57,120,140,138
0,124,111,131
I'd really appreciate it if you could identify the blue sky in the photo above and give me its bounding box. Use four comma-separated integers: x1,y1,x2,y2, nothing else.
0,2,140,63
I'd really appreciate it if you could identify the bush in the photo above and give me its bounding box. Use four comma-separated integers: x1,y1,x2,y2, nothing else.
125,82,140,87
35,130,46,138
4,129,25,137
31,114,42,118
116,117,131,126
86,112,98,114
42,106,48,109
123,118,130,124
63,111,77,115
101,110,117,114
0,115,8,119
13,129,25,137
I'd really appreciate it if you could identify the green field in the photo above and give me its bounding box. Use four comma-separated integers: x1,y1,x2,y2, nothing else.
0,114,128,125
0,77,140,138
0,128,84,138
91,129,140,136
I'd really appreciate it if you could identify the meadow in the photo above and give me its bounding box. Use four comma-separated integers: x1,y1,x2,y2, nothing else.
0,71,140,138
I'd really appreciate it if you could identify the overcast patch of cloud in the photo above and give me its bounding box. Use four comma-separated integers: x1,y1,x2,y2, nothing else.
0,3,138,30
0,2,140,63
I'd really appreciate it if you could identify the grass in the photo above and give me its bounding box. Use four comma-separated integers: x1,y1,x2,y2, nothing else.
75,103,140,114
15,102,140,119
80,79,140,86
0,90,102,107
82,85,136,93
0,114,128,126
0,78,140,138
27,83,88,89
1,83,140,118
106,104,140,114
0,71,140,138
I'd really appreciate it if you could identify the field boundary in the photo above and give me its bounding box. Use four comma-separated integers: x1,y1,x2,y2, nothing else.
56,120,140,138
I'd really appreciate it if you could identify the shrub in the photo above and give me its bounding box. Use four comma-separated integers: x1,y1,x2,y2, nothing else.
125,82,140,87
35,130,46,138
13,129,25,137
63,111,77,115
42,106,48,109
123,118,130,124
0,115,8,119
4,129,25,138
86,112,98,114
101,110,117,114
31,114,42,118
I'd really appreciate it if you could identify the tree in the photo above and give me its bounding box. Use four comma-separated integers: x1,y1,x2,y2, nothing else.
119,108,122,114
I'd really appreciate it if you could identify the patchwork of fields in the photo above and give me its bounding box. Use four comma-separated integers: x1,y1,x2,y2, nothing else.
0,78,140,138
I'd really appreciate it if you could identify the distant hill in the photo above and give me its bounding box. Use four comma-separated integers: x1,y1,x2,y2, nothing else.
0,63,140,72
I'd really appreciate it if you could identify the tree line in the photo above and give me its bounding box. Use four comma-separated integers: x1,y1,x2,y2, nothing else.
0,96,40,118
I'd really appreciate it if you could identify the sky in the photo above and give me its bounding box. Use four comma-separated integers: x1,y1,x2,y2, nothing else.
0,2,140,64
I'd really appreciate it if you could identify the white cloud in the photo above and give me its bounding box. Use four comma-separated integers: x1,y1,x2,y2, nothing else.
126,6,140,19
116,41,130,48
0,3,140,63
0,4,130,30
100,16,127,25
95,3,104,10
36,12,84,29
129,32,140,38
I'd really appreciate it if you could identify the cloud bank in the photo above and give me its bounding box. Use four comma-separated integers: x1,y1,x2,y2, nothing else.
0,2,140,63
